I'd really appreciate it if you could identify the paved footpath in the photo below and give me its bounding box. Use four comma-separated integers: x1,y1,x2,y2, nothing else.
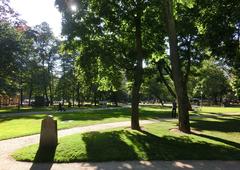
0,121,239,170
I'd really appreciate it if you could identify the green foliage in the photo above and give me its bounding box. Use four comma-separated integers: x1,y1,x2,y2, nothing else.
197,0,240,69
55,69,76,101
141,69,174,102
175,0,195,9
230,73,240,99
193,59,230,100
55,0,166,100
0,21,33,95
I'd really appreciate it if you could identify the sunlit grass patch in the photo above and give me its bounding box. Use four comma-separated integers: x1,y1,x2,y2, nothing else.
13,119,240,162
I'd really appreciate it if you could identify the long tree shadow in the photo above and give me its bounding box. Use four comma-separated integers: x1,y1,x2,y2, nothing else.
0,108,129,123
30,145,56,170
191,117,240,132
81,131,139,161
132,130,240,160
0,106,172,124
81,130,240,161
54,107,172,122
192,112,240,119
191,132,240,149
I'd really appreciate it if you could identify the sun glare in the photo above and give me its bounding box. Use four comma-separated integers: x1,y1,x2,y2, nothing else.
70,5,77,12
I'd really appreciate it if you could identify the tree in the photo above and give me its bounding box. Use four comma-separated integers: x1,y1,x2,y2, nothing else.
197,0,240,100
55,0,165,130
142,68,174,105
31,22,58,105
0,0,23,25
0,21,32,101
193,59,231,104
162,0,191,133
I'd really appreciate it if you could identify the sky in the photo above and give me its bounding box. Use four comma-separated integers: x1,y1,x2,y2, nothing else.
10,0,62,37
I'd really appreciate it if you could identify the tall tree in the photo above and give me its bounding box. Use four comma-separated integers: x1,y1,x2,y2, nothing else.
163,0,190,133
55,0,165,130
32,22,58,105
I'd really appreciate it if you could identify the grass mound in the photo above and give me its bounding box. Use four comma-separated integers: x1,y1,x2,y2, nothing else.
13,120,240,162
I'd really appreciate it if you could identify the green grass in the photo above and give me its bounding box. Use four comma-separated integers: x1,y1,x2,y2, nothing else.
193,106,240,115
12,113,240,162
0,106,171,140
0,106,55,114
1,105,240,141
0,105,102,114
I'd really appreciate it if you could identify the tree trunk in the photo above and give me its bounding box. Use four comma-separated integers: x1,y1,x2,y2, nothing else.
49,85,53,106
156,96,164,106
156,62,176,98
44,87,49,106
131,5,143,131
113,91,118,107
163,0,190,133
187,98,193,111
72,90,75,107
19,74,23,107
93,92,97,106
49,77,53,106
28,83,32,106
20,88,23,107
76,83,80,107
184,38,193,111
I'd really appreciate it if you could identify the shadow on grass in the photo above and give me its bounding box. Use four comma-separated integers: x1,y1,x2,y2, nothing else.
0,107,172,124
192,132,240,149
27,129,240,163
81,130,240,161
0,106,55,114
82,131,138,161
0,114,45,123
191,117,240,133
0,109,128,123
198,111,240,117
30,146,56,170
37,108,171,122
140,110,171,119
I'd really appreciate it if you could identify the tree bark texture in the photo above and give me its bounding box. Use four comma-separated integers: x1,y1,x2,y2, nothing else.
163,0,191,133
131,4,144,131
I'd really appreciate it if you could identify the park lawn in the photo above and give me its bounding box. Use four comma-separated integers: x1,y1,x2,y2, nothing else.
0,105,102,114
0,106,171,140
193,106,240,115
0,106,55,114
13,114,240,162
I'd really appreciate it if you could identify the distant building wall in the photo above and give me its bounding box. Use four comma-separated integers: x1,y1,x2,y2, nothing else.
0,95,19,106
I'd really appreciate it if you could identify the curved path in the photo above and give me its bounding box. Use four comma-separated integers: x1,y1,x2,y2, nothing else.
0,120,154,170
0,120,239,170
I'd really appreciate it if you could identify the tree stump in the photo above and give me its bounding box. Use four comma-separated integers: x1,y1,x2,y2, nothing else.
39,115,58,148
